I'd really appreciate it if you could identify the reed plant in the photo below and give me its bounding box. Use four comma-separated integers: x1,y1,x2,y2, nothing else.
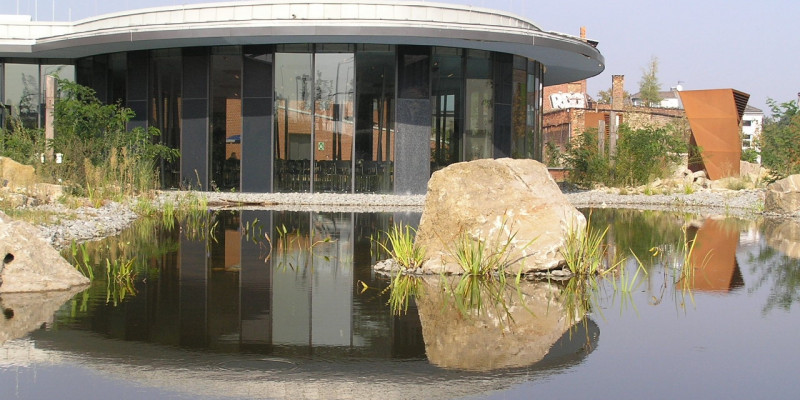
444,221,531,320
377,224,425,270
561,216,616,276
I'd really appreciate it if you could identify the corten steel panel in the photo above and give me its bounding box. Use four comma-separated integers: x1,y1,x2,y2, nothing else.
679,89,749,180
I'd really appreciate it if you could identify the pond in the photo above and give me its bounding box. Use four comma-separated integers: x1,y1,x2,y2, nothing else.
1,208,799,399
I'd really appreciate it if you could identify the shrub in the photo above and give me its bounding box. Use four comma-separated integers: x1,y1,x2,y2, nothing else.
761,99,800,180
561,122,686,188
613,124,685,187
42,78,179,198
0,116,46,165
561,128,611,187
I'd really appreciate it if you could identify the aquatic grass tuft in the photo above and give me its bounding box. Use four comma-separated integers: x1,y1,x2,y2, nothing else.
444,219,534,321
377,224,425,270
561,214,616,276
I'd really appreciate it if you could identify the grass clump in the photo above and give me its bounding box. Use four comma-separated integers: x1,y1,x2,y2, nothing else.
377,224,425,270
561,216,616,276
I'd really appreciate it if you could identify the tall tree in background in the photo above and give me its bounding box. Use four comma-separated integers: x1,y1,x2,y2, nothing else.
638,56,662,107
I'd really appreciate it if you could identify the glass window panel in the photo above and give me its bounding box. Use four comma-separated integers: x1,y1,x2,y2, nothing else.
511,57,527,159
3,63,40,129
397,46,429,100
465,51,492,161
210,46,242,191
274,52,313,192
108,52,127,105
355,46,395,194
150,48,182,188
314,52,354,193
430,47,463,171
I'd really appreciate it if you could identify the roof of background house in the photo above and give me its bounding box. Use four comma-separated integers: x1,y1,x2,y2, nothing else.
744,105,763,113
631,89,680,100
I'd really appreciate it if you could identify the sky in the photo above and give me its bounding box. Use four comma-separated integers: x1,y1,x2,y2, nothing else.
2,0,797,112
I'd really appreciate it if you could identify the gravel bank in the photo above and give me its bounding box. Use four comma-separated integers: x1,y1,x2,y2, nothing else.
565,188,766,219
30,187,769,248
34,201,139,249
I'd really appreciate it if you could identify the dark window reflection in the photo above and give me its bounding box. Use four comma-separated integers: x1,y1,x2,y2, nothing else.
150,49,182,188
210,46,242,191
431,47,464,172
355,45,395,193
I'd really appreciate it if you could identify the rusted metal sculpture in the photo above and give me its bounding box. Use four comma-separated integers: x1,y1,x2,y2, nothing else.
679,89,749,180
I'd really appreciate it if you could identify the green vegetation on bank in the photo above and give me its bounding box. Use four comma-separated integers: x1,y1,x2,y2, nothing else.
1,78,179,206
551,122,687,188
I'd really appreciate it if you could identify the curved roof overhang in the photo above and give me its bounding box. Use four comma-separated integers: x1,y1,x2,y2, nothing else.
0,0,604,85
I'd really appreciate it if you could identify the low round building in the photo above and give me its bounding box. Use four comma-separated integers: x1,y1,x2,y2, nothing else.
0,0,604,194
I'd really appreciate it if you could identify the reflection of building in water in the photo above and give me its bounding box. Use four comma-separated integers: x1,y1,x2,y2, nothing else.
169,210,426,357
678,219,745,292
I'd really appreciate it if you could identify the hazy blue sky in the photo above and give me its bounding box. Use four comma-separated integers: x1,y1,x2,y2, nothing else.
3,0,796,111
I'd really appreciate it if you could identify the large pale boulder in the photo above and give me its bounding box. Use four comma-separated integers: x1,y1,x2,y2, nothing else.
0,211,90,293
765,175,800,215
415,158,586,275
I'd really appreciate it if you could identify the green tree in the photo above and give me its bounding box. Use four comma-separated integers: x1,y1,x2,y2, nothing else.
595,88,630,105
760,99,800,180
638,56,662,107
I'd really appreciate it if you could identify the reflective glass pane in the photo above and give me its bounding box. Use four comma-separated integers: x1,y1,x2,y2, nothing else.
512,61,527,158
431,47,463,171
274,52,313,192
210,47,242,191
355,46,395,193
465,51,492,161
314,52,354,193
150,49,182,188
3,63,40,129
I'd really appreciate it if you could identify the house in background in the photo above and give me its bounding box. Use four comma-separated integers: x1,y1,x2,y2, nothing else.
741,105,764,162
630,85,684,109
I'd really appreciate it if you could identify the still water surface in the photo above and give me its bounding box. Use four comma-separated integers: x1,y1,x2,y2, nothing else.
1,209,799,399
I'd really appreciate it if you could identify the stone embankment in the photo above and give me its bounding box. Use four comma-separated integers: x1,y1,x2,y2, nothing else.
14,186,774,249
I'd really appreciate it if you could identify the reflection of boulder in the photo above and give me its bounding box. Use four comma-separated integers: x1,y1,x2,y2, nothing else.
764,218,800,259
416,277,588,371
0,288,83,346
0,211,90,293
765,175,800,215
415,158,585,275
